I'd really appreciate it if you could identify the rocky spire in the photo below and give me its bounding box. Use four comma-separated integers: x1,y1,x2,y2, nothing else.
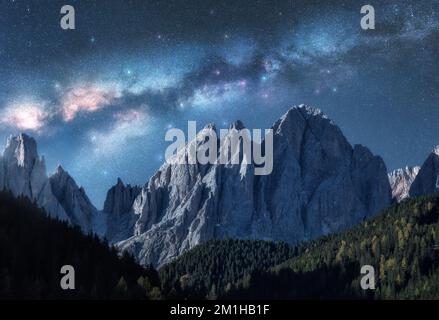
103,178,141,243
410,146,439,197
0,135,99,234
388,166,420,202
0,134,46,198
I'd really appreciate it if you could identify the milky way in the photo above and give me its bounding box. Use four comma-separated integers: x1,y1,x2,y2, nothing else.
1,0,439,207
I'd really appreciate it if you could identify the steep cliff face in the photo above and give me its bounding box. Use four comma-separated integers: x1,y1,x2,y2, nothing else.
103,178,141,243
48,166,99,234
0,134,47,199
410,146,439,198
389,166,420,202
118,105,392,267
0,134,99,233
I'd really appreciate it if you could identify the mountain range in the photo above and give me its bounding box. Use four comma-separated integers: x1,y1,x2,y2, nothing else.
1,104,438,267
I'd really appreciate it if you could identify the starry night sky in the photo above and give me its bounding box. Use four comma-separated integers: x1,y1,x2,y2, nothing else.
1,0,439,207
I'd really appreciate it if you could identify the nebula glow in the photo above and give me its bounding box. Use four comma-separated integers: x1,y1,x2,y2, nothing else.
61,83,122,122
1,102,49,131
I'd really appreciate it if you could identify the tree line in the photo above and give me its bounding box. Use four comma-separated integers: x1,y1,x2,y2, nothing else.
2,188,439,300
0,191,161,299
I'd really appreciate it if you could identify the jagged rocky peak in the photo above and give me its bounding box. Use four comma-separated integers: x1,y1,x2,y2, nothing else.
48,166,98,234
410,146,439,198
103,178,141,243
0,133,47,199
388,166,420,202
276,105,330,130
272,105,351,163
229,120,245,130
116,177,124,187
103,178,141,214
118,104,392,267
203,123,217,131
0,135,99,234
3,133,40,167
54,164,67,176
50,165,79,191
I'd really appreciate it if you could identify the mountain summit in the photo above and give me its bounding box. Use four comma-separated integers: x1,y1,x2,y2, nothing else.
102,178,141,243
118,105,392,267
0,134,46,199
410,146,439,197
0,135,99,233
388,166,420,202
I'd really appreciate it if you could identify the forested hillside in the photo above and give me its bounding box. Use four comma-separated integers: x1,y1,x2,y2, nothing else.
0,191,161,299
2,188,439,300
227,195,439,299
159,239,295,299
161,195,439,299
